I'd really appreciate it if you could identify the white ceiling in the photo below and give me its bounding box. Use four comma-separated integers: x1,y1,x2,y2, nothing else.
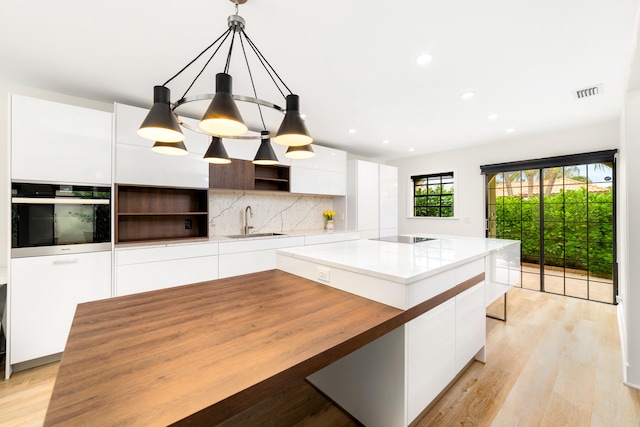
0,0,638,161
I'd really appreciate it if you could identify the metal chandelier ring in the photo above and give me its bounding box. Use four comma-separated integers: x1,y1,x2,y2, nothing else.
172,93,285,140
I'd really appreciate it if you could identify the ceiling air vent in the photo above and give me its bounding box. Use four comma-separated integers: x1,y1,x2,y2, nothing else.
575,84,603,99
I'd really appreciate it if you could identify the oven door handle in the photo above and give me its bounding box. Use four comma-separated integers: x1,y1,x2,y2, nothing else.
12,197,110,205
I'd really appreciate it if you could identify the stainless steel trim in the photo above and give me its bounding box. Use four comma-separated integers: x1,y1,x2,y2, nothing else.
12,197,110,205
11,243,112,258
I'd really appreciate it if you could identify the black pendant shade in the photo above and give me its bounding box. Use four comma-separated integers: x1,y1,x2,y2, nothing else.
200,73,248,136
274,94,313,147
138,86,185,142
203,136,232,164
139,2,315,161
151,140,189,156
253,131,279,165
285,143,315,160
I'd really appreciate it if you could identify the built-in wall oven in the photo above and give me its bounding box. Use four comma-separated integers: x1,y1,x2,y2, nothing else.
11,183,111,258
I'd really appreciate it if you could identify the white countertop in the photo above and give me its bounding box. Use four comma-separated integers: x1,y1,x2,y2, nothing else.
276,234,519,284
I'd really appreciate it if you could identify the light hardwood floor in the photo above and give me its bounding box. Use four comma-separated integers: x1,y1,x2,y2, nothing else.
1,287,639,426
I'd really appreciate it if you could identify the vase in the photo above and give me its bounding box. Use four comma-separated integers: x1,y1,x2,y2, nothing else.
325,220,334,230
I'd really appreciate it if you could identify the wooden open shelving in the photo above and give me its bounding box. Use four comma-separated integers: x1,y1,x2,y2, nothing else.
209,159,290,192
115,185,208,243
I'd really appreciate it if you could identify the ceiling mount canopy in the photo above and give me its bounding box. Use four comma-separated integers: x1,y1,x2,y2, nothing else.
137,0,314,162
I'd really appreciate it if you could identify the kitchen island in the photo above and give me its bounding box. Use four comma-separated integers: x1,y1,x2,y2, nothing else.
276,234,520,426
45,235,519,426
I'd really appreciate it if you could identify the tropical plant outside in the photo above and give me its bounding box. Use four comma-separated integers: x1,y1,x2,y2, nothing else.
492,180,613,279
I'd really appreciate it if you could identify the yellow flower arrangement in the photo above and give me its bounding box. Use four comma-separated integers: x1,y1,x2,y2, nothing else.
323,210,336,221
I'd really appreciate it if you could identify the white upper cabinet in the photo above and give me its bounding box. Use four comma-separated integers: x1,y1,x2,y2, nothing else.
11,95,112,185
289,145,347,195
114,103,210,188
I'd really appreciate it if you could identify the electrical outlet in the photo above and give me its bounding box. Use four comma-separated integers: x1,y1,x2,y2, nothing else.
317,267,330,282
185,219,192,230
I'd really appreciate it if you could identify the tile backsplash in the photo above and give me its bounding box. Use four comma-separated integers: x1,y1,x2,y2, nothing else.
209,190,336,236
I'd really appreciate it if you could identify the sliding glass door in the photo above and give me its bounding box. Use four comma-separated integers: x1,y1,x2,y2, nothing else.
484,151,616,304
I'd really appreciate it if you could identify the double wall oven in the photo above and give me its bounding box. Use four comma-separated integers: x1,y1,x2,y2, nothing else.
11,183,111,258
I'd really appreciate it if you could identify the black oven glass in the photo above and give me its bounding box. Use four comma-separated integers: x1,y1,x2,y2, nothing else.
11,183,111,248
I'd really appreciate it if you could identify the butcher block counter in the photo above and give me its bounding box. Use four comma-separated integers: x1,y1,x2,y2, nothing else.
43,269,466,426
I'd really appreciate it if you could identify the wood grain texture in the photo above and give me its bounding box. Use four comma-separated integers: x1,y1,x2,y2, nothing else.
44,270,405,426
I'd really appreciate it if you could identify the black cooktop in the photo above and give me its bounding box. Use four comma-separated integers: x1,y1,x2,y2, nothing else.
370,236,437,244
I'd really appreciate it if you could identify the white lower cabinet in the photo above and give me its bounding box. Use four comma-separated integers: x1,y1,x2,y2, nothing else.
10,251,112,364
115,244,219,296
407,298,456,422
455,281,486,371
218,237,305,279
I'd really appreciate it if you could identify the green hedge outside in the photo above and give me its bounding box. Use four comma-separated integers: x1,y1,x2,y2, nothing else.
493,187,613,279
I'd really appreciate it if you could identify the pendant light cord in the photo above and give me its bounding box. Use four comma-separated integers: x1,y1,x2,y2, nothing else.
162,28,232,88
239,33,266,130
242,30,293,98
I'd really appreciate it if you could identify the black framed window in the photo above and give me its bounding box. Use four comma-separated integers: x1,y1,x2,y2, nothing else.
412,172,454,217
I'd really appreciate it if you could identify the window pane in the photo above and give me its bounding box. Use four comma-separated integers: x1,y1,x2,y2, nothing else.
412,171,454,217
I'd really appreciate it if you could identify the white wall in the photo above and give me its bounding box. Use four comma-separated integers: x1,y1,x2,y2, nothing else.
0,81,112,268
620,90,640,388
388,120,620,238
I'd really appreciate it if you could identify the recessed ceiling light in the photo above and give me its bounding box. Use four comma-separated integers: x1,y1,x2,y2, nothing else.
348,129,356,134
460,91,475,100
488,114,499,120
409,148,415,152
416,53,433,65
382,139,390,144
506,128,515,133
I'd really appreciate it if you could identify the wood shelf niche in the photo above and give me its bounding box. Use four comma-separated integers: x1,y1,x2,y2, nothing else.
115,185,208,243
210,159,290,192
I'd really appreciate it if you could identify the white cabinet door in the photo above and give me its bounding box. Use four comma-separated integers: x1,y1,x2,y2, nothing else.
218,236,305,279
11,95,112,185
406,298,456,423
10,251,112,364
455,282,486,371
116,256,219,296
289,145,347,195
114,103,210,188
379,164,398,237
347,160,379,235
115,244,219,296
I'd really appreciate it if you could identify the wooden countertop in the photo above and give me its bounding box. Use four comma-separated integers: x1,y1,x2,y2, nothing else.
44,269,482,426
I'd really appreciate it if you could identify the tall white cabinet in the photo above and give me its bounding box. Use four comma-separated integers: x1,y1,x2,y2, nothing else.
347,160,398,239
8,95,113,375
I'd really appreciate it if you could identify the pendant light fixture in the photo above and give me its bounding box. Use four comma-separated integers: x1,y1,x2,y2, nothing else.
203,136,232,164
137,0,314,163
151,140,189,156
253,131,279,165
285,144,315,160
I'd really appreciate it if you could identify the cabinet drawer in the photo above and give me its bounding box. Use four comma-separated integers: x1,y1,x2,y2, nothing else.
116,255,218,296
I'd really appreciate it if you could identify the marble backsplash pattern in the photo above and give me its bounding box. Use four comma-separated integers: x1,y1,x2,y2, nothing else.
209,190,335,236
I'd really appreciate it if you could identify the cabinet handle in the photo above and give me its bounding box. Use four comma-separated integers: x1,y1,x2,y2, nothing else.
53,259,79,265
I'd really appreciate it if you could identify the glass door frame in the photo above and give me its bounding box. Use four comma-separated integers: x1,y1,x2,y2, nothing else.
481,150,618,304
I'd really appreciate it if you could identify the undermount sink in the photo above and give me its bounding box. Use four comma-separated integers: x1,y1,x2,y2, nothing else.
226,232,287,239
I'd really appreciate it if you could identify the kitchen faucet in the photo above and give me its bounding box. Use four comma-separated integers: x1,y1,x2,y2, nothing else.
243,205,254,235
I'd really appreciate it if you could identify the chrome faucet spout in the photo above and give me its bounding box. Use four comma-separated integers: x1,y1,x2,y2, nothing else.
243,205,254,235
